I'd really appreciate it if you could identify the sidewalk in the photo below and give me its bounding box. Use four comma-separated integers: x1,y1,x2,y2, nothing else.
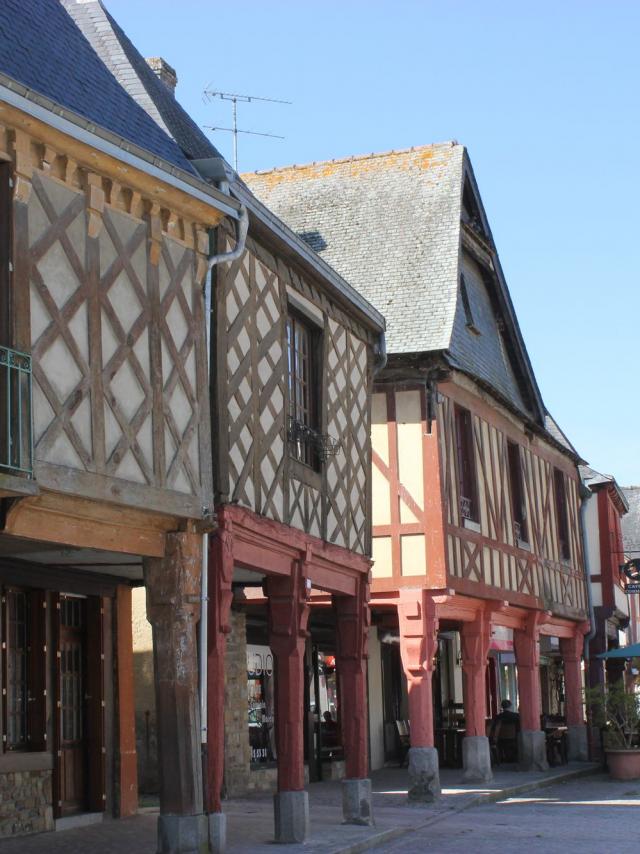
0,763,599,854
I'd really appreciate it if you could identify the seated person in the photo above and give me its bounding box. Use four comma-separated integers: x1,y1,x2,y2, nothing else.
491,699,520,762
493,699,520,729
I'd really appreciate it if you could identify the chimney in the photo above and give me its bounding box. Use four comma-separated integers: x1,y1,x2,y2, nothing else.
145,57,177,95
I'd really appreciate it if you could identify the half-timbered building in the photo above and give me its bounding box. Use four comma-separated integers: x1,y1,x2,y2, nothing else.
246,144,591,795
0,1,242,849
63,1,386,845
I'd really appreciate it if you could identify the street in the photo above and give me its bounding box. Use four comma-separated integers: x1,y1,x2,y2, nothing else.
375,775,640,853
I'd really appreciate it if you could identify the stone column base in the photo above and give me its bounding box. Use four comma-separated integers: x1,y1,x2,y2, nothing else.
274,790,309,843
518,730,549,771
407,746,441,803
567,724,588,762
157,813,208,854
342,778,374,825
207,812,226,853
462,735,493,783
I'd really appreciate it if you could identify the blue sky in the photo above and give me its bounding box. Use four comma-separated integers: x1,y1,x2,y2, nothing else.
109,0,640,486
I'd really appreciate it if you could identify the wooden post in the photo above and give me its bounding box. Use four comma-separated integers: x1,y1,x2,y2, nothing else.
460,610,492,737
334,578,370,780
397,588,438,748
397,588,441,801
266,561,310,793
513,613,548,770
513,613,543,732
116,586,138,816
205,525,234,814
144,531,204,822
266,561,311,843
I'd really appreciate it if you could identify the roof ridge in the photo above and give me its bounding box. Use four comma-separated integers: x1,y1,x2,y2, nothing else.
242,140,460,177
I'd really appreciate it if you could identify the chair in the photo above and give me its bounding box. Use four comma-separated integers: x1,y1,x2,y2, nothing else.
487,719,500,765
395,720,410,767
546,728,568,766
496,721,518,763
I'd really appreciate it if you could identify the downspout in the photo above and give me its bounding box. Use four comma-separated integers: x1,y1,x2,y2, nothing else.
580,482,596,662
372,331,387,376
198,197,249,752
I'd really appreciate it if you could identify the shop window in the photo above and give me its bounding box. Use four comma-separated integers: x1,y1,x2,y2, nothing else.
553,468,571,561
1,587,47,752
286,311,320,470
247,644,275,765
507,441,528,544
454,405,479,524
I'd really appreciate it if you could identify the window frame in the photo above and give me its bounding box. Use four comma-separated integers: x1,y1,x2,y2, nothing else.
454,405,480,525
286,309,321,471
460,274,480,335
553,468,571,562
1,586,47,753
507,441,528,545
2,587,30,751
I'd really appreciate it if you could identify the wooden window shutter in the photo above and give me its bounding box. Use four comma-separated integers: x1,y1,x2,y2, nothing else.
27,590,47,751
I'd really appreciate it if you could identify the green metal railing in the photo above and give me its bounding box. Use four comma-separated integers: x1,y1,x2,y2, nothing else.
0,345,33,476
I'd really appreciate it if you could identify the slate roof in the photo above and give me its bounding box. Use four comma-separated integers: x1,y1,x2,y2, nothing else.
61,0,221,162
62,1,384,332
622,487,640,557
580,464,629,510
245,144,464,355
0,0,196,175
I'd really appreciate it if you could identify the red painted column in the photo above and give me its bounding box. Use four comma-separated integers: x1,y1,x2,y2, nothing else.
397,589,438,747
513,613,543,731
461,610,492,737
266,561,310,792
334,577,371,779
560,627,587,727
205,524,234,814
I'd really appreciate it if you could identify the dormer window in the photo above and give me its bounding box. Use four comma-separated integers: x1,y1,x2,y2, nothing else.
460,275,480,335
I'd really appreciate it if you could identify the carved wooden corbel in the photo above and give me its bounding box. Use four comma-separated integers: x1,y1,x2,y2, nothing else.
147,202,163,265
86,172,105,238
12,130,33,203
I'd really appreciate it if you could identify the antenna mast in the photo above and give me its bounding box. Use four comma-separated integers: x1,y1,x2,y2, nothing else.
203,89,291,171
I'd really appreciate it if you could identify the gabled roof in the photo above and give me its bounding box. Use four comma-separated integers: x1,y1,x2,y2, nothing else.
622,487,640,558
580,464,629,512
244,145,548,426
60,0,221,162
63,1,384,333
245,144,463,354
0,0,196,175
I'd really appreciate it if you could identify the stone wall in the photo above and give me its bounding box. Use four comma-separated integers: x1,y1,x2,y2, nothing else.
0,770,53,837
223,609,251,796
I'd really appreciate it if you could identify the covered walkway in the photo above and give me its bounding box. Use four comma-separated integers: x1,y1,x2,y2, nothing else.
0,764,598,854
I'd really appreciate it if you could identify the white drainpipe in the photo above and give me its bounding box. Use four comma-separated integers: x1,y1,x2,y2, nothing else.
199,197,249,747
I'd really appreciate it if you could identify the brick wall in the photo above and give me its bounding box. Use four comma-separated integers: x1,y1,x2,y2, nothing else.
0,770,54,837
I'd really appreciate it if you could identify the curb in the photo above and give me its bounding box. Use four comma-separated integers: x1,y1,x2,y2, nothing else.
332,764,601,854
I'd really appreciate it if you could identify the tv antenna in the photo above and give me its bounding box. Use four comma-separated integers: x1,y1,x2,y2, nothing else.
203,88,291,171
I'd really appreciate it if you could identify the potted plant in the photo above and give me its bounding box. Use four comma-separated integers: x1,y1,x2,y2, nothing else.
588,681,640,780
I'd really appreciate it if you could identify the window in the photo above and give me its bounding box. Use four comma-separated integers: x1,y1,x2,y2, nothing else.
4,589,29,750
1,588,46,752
455,405,479,524
460,275,480,335
286,312,319,468
553,468,571,561
507,442,528,544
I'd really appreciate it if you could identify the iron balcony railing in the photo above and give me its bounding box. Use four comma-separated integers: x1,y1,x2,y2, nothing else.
0,345,33,476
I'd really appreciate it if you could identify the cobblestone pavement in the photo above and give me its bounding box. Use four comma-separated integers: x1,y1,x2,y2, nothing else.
0,764,599,853
374,774,640,853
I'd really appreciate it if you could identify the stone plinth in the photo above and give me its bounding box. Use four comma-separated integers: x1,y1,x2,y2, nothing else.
407,747,441,803
342,778,374,826
462,735,493,783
